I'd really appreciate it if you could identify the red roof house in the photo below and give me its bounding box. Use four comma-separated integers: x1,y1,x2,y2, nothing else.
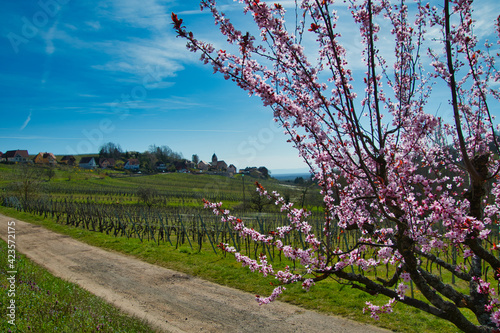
3,150,29,163
124,158,140,170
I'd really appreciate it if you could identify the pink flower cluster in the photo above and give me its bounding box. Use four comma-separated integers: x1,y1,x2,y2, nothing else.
203,191,323,297
364,298,397,321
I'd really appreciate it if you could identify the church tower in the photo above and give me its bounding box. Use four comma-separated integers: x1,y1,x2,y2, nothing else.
212,153,218,165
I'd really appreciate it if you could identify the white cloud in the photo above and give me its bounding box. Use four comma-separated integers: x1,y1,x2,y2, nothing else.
78,93,100,98
0,136,83,140
20,112,32,131
104,0,173,32
119,128,243,133
91,34,194,84
85,21,102,30
73,0,202,85
43,20,59,55
472,1,499,39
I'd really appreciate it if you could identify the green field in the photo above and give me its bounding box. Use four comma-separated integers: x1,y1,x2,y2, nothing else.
0,163,473,332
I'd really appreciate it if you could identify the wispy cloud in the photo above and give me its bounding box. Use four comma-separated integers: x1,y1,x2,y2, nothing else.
473,3,499,39
78,93,100,98
0,135,83,140
20,112,32,131
91,35,192,83
119,128,243,133
86,0,200,83
105,0,171,31
43,20,59,55
142,96,209,109
85,21,101,30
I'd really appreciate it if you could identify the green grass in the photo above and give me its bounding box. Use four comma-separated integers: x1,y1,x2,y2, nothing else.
0,163,304,211
0,206,464,333
0,236,157,333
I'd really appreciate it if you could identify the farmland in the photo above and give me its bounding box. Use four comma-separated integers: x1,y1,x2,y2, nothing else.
0,163,485,332
0,163,328,256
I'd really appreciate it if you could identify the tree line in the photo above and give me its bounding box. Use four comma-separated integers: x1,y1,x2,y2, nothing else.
99,142,188,173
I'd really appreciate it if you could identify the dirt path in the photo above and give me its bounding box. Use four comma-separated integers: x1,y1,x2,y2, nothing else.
0,214,390,333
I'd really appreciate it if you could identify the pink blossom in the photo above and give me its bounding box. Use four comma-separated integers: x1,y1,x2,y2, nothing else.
176,1,500,329
302,278,315,291
364,299,396,320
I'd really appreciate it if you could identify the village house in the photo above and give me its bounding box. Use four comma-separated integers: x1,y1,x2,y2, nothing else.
60,155,76,166
99,157,115,169
184,160,195,170
196,154,238,175
79,157,97,169
197,160,210,171
33,152,57,165
124,158,140,170
210,153,228,172
174,160,195,172
0,152,3,162
216,160,228,172
155,161,167,172
227,164,237,175
239,166,269,179
3,150,29,163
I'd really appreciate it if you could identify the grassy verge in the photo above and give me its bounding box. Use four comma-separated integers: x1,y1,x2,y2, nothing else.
0,236,157,332
0,206,465,332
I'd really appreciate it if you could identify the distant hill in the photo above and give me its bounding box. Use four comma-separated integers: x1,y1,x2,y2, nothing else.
273,172,311,181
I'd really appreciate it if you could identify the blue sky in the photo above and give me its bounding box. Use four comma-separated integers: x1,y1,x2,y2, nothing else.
0,0,309,174
1,0,498,174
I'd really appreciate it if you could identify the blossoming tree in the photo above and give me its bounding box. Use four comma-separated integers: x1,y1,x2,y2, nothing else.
173,0,500,331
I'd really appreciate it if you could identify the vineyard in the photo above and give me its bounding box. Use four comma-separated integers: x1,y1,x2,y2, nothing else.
2,163,499,286
0,164,327,260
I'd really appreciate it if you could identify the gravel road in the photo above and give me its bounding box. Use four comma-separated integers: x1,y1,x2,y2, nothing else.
0,214,391,333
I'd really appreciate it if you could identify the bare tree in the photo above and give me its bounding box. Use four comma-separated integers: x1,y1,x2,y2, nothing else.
137,187,159,208
14,164,42,209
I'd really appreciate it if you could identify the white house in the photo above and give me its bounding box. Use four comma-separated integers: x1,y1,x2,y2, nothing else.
79,157,97,169
4,150,29,163
156,161,167,172
124,158,140,170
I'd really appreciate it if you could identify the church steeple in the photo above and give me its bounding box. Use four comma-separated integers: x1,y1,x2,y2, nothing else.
212,153,218,165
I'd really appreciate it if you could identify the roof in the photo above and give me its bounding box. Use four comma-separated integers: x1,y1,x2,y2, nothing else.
99,157,115,165
36,152,56,160
79,157,95,164
61,155,75,161
4,150,29,158
43,153,56,159
126,158,140,165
